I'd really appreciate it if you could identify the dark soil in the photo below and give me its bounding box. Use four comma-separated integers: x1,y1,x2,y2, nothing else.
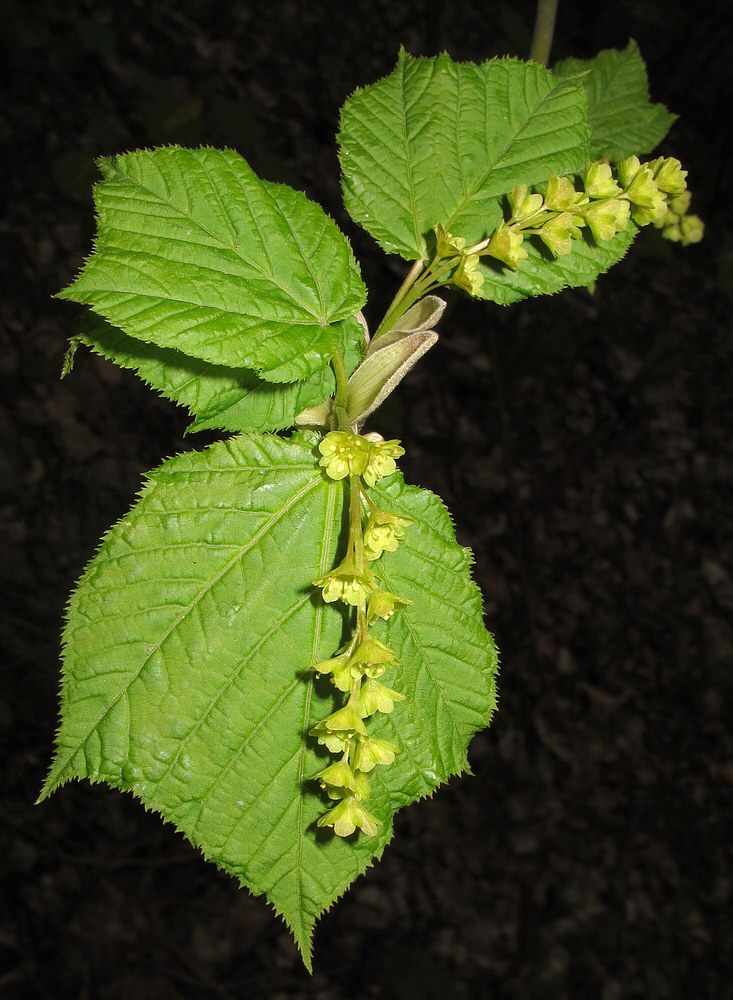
1,2,732,998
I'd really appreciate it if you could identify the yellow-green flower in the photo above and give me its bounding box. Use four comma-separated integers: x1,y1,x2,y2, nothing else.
486,222,528,270
617,155,642,189
452,253,484,296
649,156,688,197
544,173,586,213
624,164,661,208
356,677,406,717
363,509,414,560
313,557,376,606
349,636,400,678
318,431,369,480
309,703,369,749
317,795,380,837
352,736,400,772
679,214,704,245
539,212,583,257
629,193,667,227
312,759,370,800
311,651,353,691
363,439,405,488
668,190,691,216
508,183,544,222
367,588,413,623
583,198,630,242
584,161,622,199
434,223,466,257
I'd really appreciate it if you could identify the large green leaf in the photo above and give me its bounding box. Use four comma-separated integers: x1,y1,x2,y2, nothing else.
77,314,365,434
339,49,590,259
41,433,497,967
478,225,638,305
58,147,367,382
553,40,675,162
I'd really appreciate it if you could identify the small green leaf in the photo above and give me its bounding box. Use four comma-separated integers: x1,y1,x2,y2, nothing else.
553,40,676,162
339,49,590,259
78,314,364,434
42,433,497,966
58,147,367,382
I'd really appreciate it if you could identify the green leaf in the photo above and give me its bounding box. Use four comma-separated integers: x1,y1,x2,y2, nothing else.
339,49,590,259
553,40,676,162
78,314,365,434
41,433,497,967
58,147,367,382
477,225,638,305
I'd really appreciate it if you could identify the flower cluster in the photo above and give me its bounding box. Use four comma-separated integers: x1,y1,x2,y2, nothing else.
318,431,404,488
310,430,414,838
309,628,405,837
433,155,701,289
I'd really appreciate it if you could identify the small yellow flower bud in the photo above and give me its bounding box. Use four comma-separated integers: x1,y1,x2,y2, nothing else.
679,214,704,245
617,155,642,189
668,191,691,216
539,212,583,257
312,759,370,800
311,652,352,691
624,165,661,208
583,198,630,242
584,161,622,199
313,557,376,606
486,222,528,270
363,509,414,560
434,223,466,257
367,588,413,623
649,157,688,197
544,173,586,212
630,192,667,227
452,253,484,296
349,636,400,677
508,184,544,222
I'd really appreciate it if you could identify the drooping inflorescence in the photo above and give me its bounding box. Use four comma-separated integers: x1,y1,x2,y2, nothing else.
434,155,703,295
310,432,413,837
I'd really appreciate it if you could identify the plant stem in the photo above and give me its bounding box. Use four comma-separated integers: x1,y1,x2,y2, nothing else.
331,347,352,430
332,347,349,410
349,474,366,566
373,258,426,341
529,0,558,66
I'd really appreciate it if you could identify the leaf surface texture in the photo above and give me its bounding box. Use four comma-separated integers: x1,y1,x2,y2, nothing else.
553,41,675,162
42,433,497,965
339,50,590,259
59,148,366,382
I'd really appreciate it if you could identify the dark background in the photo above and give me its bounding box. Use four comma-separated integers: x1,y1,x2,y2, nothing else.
1,1,732,997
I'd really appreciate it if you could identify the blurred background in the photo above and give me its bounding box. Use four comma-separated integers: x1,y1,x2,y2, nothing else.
1,1,731,997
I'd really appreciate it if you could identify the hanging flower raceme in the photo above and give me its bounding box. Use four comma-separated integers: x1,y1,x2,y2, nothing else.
309,425,412,838
308,630,404,838
441,155,701,289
